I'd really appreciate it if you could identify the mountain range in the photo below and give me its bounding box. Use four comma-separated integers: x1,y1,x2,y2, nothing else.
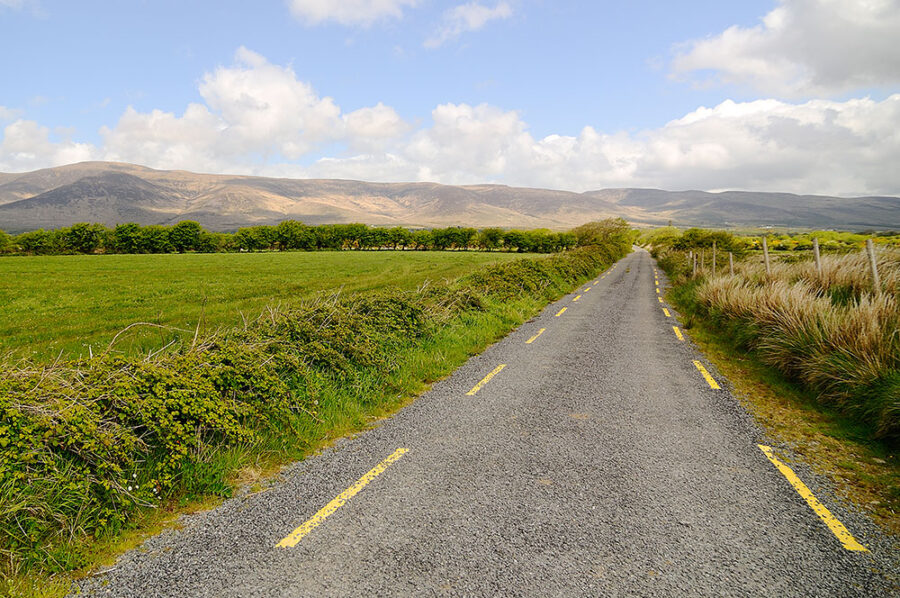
0,162,897,233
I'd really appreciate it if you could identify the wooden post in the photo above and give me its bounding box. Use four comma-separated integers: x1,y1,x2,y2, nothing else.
692,253,697,277
866,239,881,294
700,250,705,273
712,240,717,274
729,252,734,276
812,237,822,276
762,236,771,276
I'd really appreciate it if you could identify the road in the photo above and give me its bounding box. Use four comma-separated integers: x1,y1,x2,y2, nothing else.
76,249,898,597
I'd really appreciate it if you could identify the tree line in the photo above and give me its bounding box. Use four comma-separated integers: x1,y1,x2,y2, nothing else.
0,221,582,255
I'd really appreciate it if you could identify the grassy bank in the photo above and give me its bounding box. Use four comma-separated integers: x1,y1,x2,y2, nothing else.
0,244,627,594
0,251,527,361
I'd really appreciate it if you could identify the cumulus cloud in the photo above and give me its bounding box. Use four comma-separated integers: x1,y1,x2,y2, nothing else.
2,49,900,196
425,2,512,48
287,0,418,26
0,120,96,172
306,95,900,195
97,47,403,171
671,0,900,97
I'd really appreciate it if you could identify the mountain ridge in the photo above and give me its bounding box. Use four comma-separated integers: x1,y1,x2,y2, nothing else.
0,162,897,232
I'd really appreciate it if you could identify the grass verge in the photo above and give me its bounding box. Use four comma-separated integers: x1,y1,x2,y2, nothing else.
666,280,899,536
0,245,626,596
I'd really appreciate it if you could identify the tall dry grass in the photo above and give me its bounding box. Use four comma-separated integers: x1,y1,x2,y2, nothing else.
694,247,900,438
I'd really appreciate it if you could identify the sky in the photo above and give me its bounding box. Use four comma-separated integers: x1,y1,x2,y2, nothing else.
1,0,899,196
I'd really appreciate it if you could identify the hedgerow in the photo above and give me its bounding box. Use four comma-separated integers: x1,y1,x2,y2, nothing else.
0,241,627,580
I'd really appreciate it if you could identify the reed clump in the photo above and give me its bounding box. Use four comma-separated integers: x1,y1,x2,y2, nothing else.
693,248,900,439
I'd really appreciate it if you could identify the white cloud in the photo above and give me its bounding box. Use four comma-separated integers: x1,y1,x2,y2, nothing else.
2,49,900,196
97,47,400,170
0,106,23,121
287,0,418,26
0,120,96,172
671,0,900,97
425,1,513,48
307,95,900,196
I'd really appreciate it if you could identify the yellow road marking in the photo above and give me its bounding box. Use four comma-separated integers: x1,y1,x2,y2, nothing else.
656,288,660,294
658,297,664,303
555,307,567,317
693,360,720,389
276,448,408,548
758,445,868,552
584,287,591,292
573,294,582,302
655,280,659,286
467,363,506,395
673,326,684,341
662,308,671,317
525,328,546,344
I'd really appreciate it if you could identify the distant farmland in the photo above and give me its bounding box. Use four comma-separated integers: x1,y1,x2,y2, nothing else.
0,251,529,360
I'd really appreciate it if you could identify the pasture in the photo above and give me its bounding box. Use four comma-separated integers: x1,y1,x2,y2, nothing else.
0,250,529,361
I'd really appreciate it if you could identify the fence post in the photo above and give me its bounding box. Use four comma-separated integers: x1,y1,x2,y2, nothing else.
700,250,705,273
812,237,822,276
762,236,771,276
712,240,717,274
692,253,697,277
729,252,734,276
866,238,881,294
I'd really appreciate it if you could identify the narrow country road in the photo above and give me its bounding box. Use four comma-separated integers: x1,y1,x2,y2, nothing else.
77,249,898,597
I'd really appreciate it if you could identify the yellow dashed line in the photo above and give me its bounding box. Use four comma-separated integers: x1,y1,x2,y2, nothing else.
758,445,868,552
573,295,582,302
467,364,507,396
662,308,671,317
276,448,408,548
555,307,567,317
692,360,720,389
658,297,664,303
655,280,659,286
584,287,592,292
673,326,684,341
525,328,546,344
656,288,660,294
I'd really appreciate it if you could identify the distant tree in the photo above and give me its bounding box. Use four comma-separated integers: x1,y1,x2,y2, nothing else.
169,220,204,252
411,229,433,250
14,229,55,255
112,223,143,254
503,230,527,252
457,227,477,250
476,227,503,251
275,220,316,250
0,229,11,253
235,226,274,251
139,225,173,253
387,227,413,249
63,222,106,254
313,224,343,250
572,218,630,248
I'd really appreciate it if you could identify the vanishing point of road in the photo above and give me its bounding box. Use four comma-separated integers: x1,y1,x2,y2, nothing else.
77,249,899,597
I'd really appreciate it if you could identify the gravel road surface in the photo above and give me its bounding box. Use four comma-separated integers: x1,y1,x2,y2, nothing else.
75,249,899,597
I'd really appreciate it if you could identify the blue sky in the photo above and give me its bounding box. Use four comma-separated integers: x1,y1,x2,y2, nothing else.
1,0,899,195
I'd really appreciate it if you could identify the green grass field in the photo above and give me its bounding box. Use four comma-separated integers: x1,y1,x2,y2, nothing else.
0,251,530,361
